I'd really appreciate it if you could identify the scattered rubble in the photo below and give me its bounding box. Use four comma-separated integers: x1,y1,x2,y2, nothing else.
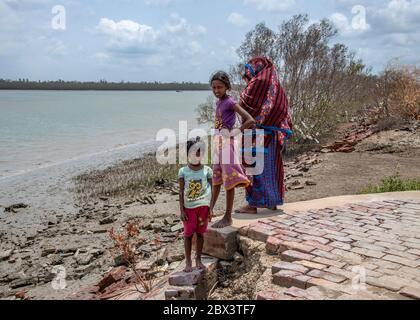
321,123,376,153
4,203,29,213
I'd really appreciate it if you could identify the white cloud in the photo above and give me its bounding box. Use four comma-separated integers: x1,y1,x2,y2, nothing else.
163,13,206,36
97,18,157,43
95,14,206,65
371,0,420,33
228,12,248,26
244,0,295,12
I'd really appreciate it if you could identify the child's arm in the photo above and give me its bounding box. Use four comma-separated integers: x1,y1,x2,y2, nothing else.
233,103,256,131
179,178,187,221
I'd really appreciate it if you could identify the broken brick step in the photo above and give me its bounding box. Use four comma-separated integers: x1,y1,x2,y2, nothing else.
192,226,238,260
169,269,204,286
165,255,219,300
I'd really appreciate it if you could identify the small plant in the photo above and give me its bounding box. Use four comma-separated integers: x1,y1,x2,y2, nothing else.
109,223,157,294
359,171,420,194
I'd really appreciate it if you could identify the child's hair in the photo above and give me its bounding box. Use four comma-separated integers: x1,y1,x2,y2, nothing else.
187,136,205,156
210,71,231,90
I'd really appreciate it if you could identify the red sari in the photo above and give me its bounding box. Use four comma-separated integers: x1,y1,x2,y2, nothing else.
239,57,293,207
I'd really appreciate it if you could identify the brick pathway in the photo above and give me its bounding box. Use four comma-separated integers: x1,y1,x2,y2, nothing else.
240,199,420,300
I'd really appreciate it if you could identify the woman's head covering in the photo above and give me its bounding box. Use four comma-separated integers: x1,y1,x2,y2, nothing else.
240,57,293,146
240,57,291,128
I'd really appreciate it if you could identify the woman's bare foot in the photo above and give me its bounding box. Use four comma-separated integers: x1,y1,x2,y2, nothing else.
212,215,233,229
195,258,206,271
184,260,193,273
269,206,277,211
234,205,258,214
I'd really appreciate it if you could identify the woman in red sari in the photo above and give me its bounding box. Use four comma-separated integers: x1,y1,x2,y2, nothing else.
235,57,293,214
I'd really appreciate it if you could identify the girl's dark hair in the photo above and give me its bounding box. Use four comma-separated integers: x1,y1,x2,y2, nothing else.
210,71,231,90
187,136,205,155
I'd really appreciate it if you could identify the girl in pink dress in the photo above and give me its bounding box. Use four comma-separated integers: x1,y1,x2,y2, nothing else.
209,71,256,228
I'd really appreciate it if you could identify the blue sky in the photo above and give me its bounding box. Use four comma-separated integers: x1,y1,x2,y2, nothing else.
0,0,419,82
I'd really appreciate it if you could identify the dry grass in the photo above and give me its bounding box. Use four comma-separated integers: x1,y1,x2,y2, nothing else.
375,64,420,121
73,152,180,202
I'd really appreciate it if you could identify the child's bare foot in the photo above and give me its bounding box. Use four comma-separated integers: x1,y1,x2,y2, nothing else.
212,215,233,229
234,205,258,214
195,258,206,271
184,260,193,273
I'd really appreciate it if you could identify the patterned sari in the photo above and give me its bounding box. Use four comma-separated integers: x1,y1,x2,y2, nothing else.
239,57,293,208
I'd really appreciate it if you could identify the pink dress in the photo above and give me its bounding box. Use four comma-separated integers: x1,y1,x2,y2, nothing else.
212,96,250,190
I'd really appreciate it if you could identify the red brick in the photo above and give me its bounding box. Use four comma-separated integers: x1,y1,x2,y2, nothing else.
273,270,311,289
274,229,300,238
301,240,334,252
278,241,316,254
383,248,418,261
324,234,353,243
307,278,344,292
307,269,347,283
296,260,327,270
266,236,282,254
312,257,346,269
275,235,303,242
280,250,315,262
366,277,403,292
351,247,385,259
325,266,354,279
238,226,250,236
299,234,330,245
169,269,204,286
312,249,339,260
97,266,126,292
198,226,238,260
353,241,386,252
248,225,276,242
383,254,419,268
407,249,420,256
283,287,310,299
400,286,420,300
293,227,327,237
330,249,363,265
272,261,309,275
329,241,352,251
255,290,294,300
316,219,339,227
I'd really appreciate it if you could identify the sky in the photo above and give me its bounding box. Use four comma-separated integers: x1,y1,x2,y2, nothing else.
0,0,419,82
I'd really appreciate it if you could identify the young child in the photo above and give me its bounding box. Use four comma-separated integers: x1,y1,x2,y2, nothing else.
179,137,213,272
209,71,256,229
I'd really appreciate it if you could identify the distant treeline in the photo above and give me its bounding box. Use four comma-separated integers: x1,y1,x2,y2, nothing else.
0,79,210,91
